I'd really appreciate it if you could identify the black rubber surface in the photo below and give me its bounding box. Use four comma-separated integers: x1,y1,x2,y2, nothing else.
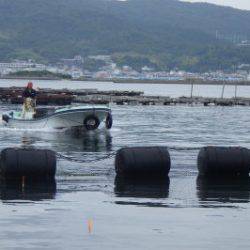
115,146,171,179
0,148,57,180
105,113,113,129
2,114,9,123
197,146,250,177
83,115,100,130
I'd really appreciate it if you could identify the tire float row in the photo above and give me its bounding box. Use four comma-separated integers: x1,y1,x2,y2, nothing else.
0,148,56,180
1,146,250,180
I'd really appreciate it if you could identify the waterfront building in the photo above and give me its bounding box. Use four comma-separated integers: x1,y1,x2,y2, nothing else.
0,60,47,75
61,55,84,68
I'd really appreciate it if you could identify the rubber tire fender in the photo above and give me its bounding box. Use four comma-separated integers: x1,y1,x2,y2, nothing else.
84,115,100,130
105,113,113,129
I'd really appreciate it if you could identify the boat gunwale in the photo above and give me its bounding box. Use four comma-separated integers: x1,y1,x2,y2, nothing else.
5,107,111,123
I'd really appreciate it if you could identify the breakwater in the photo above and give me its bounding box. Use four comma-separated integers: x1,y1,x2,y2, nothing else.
1,86,250,106
113,78,250,86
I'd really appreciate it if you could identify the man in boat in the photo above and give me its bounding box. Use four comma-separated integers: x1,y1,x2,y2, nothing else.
22,82,37,119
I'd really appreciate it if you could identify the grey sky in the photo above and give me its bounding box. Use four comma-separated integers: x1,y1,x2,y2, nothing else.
184,0,250,10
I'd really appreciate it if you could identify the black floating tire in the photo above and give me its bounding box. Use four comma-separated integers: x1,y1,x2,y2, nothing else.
0,148,57,180
198,146,250,177
115,146,171,179
105,113,113,130
84,115,100,130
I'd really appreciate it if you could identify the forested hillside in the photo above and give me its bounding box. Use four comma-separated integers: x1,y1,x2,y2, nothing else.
0,0,250,71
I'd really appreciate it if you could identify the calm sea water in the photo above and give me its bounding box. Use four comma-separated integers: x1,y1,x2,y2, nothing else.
1,80,250,249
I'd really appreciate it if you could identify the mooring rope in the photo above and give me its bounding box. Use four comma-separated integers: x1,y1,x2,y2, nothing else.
167,146,202,151
56,151,116,163
56,146,201,164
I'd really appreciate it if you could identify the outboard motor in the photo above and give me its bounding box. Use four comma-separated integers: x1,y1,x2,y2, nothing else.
2,114,9,123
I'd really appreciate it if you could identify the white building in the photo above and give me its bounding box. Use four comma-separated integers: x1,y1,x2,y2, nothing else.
0,60,47,75
61,55,84,68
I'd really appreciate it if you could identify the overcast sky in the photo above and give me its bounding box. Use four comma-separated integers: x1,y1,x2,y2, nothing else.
184,0,250,10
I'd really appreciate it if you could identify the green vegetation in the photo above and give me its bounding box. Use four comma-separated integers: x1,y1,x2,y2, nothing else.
8,70,72,79
83,58,106,72
112,45,250,72
112,54,159,72
0,0,250,72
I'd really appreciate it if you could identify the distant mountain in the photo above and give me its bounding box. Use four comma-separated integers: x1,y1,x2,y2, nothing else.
0,0,250,71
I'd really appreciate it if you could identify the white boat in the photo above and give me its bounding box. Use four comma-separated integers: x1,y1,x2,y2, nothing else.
1,105,113,130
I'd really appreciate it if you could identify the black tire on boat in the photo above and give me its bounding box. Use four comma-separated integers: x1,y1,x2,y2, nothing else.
105,113,113,129
0,148,57,180
83,115,100,130
198,146,250,177
115,146,171,179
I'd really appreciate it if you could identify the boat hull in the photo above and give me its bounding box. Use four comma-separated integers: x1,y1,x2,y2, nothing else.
3,106,111,130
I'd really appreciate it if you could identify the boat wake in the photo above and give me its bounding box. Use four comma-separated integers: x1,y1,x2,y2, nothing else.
0,120,67,133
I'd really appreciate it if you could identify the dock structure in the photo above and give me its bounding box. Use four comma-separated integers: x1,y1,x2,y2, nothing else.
74,93,250,106
1,86,250,106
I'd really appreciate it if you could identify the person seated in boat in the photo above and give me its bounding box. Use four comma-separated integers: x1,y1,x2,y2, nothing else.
22,82,37,119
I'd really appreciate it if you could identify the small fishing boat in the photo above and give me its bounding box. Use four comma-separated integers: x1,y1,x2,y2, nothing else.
2,105,113,130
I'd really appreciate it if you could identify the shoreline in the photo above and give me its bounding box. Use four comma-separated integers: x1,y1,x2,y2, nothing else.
0,76,62,80
67,77,250,86
1,76,250,86
112,78,250,86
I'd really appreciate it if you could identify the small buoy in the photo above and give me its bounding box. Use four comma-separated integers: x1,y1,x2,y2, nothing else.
197,146,250,177
87,219,93,234
115,147,171,179
0,148,57,180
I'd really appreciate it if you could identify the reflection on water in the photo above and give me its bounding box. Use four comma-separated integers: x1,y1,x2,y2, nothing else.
80,131,113,152
0,179,56,202
197,176,250,206
2,88,250,248
114,176,170,207
114,176,170,199
18,129,113,153
1,104,250,203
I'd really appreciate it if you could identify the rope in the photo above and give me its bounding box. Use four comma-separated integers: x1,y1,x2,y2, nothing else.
167,146,202,151
56,151,116,163
56,146,201,164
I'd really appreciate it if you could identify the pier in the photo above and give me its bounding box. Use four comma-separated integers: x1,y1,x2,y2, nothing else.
1,86,250,106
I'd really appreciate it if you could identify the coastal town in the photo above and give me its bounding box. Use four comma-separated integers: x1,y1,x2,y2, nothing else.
2,1,250,250
1,55,250,82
